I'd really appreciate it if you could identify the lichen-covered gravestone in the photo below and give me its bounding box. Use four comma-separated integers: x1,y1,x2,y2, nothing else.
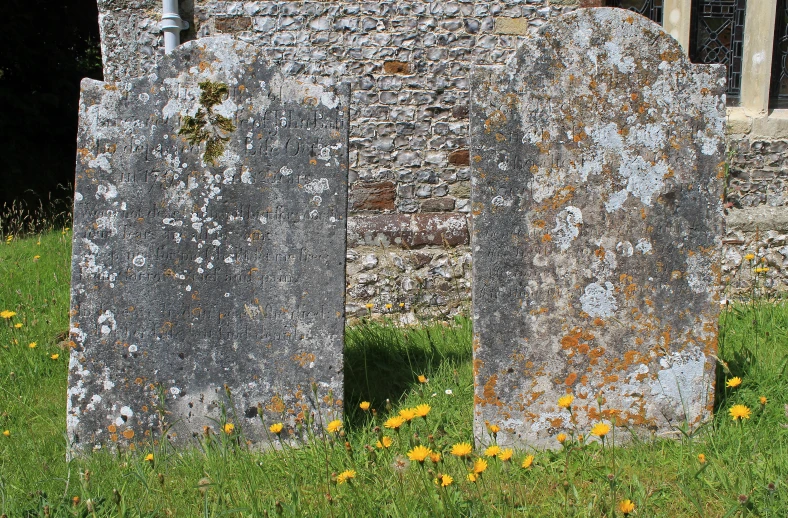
69,37,349,452
470,8,726,448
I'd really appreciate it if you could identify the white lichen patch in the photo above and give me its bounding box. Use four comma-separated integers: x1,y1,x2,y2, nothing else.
97,310,117,336
552,206,583,251
579,281,617,318
304,178,330,195
685,252,714,294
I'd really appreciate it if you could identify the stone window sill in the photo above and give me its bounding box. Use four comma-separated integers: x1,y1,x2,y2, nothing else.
727,107,788,138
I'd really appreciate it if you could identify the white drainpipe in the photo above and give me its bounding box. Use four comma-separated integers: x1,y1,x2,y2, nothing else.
161,0,189,54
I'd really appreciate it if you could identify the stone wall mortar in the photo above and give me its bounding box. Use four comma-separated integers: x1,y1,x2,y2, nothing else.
95,1,787,315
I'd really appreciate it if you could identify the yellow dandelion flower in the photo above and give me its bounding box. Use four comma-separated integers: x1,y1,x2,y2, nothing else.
450,442,473,457
436,474,453,487
2,430,9,437
336,469,356,484
760,396,768,405
473,457,488,474
144,453,154,462
72,496,80,506
557,394,574,409
399,408,417,421
467,472,479,483
33,255,40,261
385,303,392,309
14,323,23,329
484,445,501,457
729,404,751,420
417,374,428,383
618,499,635,515
726,377,742,388
556,433,568,444
359,401,370,411
744,253,755,261
407,445,432,463
521,455,534,469
223,423,235,434
365,303,374,309
50,353,59,360
498,448,513,462
486,422,501,434
398,302,405,308
384,416,405,430
376,436,393,449
28,342,36,348
430,452,441,463
0,310,16,319
414,403,431,418
697,453,706,464
755,267,769,273
590,422,611,438
269,423,284,435
327,419,343,433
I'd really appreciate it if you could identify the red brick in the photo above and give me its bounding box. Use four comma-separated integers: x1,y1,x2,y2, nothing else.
215,17,252,33
448,149,470,166
383,61,410,74
421,198,455,212
350,181,396,211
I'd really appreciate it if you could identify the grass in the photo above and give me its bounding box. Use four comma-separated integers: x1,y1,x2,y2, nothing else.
1,230,787,517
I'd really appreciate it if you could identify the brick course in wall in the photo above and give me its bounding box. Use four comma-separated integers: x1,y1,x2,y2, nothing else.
94,0,788,317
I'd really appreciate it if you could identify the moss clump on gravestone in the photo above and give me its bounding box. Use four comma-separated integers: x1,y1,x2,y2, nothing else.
179,80,236,164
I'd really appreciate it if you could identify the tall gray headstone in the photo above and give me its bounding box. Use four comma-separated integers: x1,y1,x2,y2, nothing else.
68,37,348,452
471,9,725,448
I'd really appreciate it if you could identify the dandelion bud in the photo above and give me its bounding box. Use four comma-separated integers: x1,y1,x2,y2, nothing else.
607,474,615,481
86,500,94,512
768,483,776,492
84,470,91,483
344,441,352,452
158,473,165,486
43,506,50,518
738,495,748,504
112,489,121,505
72,496,80,506
275,501,284,515
385,399,392,411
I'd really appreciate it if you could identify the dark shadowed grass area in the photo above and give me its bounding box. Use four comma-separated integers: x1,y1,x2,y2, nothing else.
1,230,787,517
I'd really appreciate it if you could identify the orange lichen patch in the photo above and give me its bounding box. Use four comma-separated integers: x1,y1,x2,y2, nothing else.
525,361,534,369
541,234,553,242
122,429,135,439
292,352,316,367
550,417,563,427
671,270,683,280
564,372,578,385
561,329,582,350
141,405,148,412
536,142,550,153
484,110,506,133
473,358,484,376
589,79,598,89
542,185,575,210
110,433,118,442
579,375,589,385
480,374,500,406
198,61,211,72
268,396,286,413
594,248,606,260
473,155,482,163
593,318,605,327
624,283,638,300
134,377,143,385
103,84,118,91
495,133,507,142
532,219,546,229
107,424,117,433
604,375,619,383
573,131,587,142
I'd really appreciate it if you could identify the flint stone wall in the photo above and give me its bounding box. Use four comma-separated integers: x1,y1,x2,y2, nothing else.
69,37,348,452
94,0,787,318
471,8,725,447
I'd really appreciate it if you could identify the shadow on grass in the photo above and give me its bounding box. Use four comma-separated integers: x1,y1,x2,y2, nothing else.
343,316,471,427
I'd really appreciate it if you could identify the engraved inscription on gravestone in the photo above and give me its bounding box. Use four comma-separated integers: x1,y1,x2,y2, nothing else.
68,37,349,452
471,9,726,448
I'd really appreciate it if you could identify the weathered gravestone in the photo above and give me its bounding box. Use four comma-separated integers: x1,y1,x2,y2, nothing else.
470,8,726,448
68,37,349,453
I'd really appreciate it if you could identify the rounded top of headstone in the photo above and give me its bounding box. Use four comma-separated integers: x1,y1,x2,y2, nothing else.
512,7,709,77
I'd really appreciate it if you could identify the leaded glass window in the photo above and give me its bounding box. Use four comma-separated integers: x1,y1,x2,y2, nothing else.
606,0,663,25
771,0,788,108
690,0,747,105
